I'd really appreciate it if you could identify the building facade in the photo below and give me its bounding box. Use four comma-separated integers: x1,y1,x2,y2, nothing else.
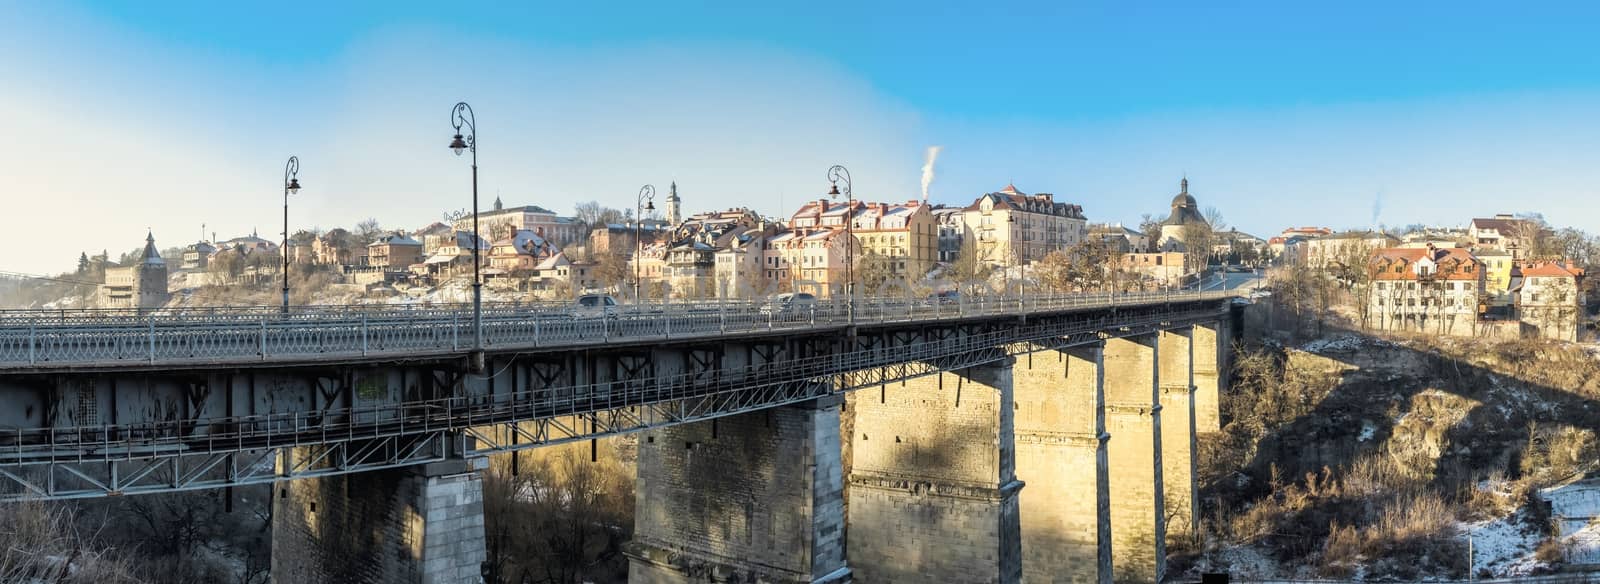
961,184,1088,267
1367,246,1486,335
1513,261,1586,341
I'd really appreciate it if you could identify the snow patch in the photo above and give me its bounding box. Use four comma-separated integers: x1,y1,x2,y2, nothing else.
1543,478,1600,566
1357,421,1377,442
1461,512,1547,576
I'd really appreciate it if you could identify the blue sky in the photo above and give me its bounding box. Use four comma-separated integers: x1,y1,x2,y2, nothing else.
3,1,1599,274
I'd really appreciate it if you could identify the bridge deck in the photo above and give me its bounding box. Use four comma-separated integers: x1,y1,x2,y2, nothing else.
0,291,1234,371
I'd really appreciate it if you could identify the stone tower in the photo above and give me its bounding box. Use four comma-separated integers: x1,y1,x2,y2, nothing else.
100,231,171,309
665,181,681,227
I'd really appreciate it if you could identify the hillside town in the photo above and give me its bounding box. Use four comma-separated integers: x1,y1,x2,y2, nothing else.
56,175,1592,344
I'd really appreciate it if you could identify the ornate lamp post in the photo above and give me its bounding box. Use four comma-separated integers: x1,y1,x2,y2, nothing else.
281,156,301,314
634,184,656,302
448,101,483,352
827,165,855,323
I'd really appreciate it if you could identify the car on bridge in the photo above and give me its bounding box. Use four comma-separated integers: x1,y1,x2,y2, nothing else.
574,294,620,318
760,292,817,320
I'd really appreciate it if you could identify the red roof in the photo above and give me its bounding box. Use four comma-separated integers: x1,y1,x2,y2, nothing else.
1520,262,1584,278
1369,247,1483,281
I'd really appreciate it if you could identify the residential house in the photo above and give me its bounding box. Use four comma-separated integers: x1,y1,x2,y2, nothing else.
932,206,966,262
1475,248,1515,309
366,232,424,269
714,224,781,298
1367,246,1486,335
961,184,1088,267
1470,214,1541,261
1121,252,1186,287
764,229,854,297
850,200,937,283
181,241,216,271
312,228,358,266
486,229,559,275
418,231,489,279
1512,261,1586,341
1091,223,1150,254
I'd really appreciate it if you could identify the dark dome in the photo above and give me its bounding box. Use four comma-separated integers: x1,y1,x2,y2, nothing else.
1171,193,1197,209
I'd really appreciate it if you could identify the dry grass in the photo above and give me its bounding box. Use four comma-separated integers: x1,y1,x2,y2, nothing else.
0,501,141,583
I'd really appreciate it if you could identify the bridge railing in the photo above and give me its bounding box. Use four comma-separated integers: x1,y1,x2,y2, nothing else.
0,290,1239,367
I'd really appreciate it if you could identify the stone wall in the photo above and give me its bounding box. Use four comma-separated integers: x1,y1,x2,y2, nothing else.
272,451,486,584
628,397,849,583
846,360,1023,584
1158,329,1199,545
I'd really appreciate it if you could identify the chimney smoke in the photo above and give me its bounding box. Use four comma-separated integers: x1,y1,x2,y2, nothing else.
920,146,943,203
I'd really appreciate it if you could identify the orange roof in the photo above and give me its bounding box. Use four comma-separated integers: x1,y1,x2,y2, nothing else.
1369,247,1483,281
1521,262,1584,278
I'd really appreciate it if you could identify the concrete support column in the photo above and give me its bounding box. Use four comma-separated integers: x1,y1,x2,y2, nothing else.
847,358,1023,584
1103,335,1165,583
1158,329,1199,546
271,448,488,584
1013,344,1112,584
628,396,850,584
1192,324,1223,434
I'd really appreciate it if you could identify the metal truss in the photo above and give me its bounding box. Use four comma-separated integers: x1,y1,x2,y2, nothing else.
0,431,448,501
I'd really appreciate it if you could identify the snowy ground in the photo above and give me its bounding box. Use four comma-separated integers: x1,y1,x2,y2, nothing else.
1461,511,1548,576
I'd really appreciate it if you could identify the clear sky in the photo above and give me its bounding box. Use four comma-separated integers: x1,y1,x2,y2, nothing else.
3,1,1599,274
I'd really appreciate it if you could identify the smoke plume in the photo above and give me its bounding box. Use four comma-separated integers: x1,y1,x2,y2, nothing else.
920,146,943,202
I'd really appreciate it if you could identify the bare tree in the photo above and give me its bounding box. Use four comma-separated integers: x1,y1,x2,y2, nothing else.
354,218,384,245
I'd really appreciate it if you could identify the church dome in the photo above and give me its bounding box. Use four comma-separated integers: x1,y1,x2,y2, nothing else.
1171,192,1197,209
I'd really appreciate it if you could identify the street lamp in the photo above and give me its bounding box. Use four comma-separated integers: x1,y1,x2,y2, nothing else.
448,101,483,353
827,165,855,324
634,184,656,302
281,156,301,314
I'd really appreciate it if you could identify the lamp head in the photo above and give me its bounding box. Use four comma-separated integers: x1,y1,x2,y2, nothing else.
645,200,656,211
828,182,841,197
286,178,301,195
449,134,468,156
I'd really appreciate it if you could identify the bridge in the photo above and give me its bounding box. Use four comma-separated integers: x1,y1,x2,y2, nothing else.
0,290,1243,583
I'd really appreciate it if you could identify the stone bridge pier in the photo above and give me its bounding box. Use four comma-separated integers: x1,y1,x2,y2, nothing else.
628,395,851,584
1013,343,1113,584
271,437,488,584
845,358,1023,584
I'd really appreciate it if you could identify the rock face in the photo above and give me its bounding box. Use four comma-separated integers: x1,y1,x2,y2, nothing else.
1201,333,1600,581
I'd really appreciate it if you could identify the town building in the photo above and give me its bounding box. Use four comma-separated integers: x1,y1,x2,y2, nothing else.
850,200,937,283
1090,223,1150,254
1367,246,1486,335
660,210,765,297
418,231,489,279
1475,248,1515,309
1470,214,1542,261
714,225,780,298
366,232,424,269
312,228,357,266
452,198,583,247
1121,252,1186,287
932,206,966,263
589,221,671,257
1305,231,1400,271
485,229,559,275
101,232,171,310
1512,261,1586,341
961,184,1088,266
181,241,216,271
764,229,854,297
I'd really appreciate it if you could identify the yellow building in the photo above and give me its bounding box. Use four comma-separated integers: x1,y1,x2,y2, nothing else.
961,184,1088,267
1476,248,1514,307
851,201,937,281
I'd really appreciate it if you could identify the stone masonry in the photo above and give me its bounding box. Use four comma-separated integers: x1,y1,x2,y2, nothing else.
1192,324,1223,434
272,451,487,584
1103,335,1165,583
1013,344,1113,584
628,396,851,584
1158,329,1199,547
846,359,1023,584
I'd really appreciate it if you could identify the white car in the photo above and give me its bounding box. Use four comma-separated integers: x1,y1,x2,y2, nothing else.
574,294,619,318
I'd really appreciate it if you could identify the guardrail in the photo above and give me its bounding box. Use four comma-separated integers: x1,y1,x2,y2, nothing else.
0,290,1240,368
